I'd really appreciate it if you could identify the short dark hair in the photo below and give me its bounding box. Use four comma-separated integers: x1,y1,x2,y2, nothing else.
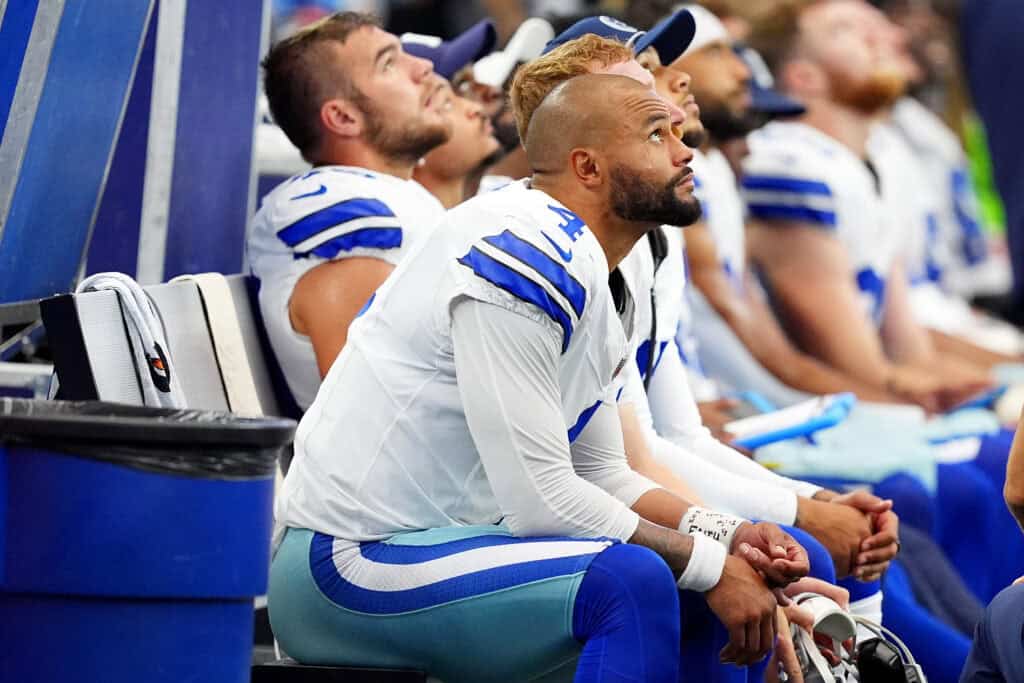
261,12,380,158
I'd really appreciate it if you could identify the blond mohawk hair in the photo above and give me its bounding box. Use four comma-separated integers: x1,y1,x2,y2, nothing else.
509,34,634,144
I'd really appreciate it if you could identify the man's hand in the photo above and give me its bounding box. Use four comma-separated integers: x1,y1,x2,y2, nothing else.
886,365,991,413
706,555,779,666
731,522,810,587
794,497,872,579
830,490,900,581
781,577,850,608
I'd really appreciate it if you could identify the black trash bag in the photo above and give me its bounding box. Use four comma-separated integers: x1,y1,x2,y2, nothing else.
0,398,295,480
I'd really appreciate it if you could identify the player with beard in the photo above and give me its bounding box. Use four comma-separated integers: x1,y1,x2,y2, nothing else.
740,0,991,413
270,72,803,681
412,83,503,207
663,4,901,410
248,13,452,410
513,28,905,683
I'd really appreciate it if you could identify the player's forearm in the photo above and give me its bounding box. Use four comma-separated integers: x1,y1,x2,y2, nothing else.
628,518,696,578
760,346,895,402
722,289,894,401
651,436,800,525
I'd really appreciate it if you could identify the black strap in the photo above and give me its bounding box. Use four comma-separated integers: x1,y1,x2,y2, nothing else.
644,228,668,391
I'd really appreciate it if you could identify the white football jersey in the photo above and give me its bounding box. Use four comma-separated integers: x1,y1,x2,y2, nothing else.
742,122,901,326
618,226,686,384
275,180,638,542
247,166,445,409
691,148,747,289
890,97,987,274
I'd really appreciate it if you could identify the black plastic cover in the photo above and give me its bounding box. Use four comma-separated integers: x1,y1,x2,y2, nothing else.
0,398,296,479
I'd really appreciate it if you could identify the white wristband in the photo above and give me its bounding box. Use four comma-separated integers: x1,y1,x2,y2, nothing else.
679,506,745,551
677,533,727,592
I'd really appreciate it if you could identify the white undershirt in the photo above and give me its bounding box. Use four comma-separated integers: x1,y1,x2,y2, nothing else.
452,298,653,541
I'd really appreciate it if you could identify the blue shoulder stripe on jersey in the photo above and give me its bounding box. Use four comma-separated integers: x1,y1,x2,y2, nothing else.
458,246,575,352
295,227,403,259
481,230,586,317
742,175,832,196
746,203,837,227
277,197,398,248
568,399,603,443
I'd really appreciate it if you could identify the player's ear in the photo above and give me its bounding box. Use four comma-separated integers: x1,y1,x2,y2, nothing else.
321,98,362,139
570,148,602,188
781,59,824,99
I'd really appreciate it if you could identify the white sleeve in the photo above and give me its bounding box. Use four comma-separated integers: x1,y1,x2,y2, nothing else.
571,398,660,509
617,346,796,523
452,297,640,541
647,340,822,501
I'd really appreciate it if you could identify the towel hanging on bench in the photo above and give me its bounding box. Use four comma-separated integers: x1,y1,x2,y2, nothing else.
76,272,185,409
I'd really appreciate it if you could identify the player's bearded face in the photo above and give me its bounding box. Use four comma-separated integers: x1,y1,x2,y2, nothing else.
831,64,906,113
609,163,702,228
356,90,451,162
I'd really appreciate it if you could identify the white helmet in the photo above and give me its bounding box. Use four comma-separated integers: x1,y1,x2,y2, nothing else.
787,593,927,683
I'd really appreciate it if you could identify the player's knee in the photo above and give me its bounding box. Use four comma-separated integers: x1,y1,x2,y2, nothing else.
574,543,679,640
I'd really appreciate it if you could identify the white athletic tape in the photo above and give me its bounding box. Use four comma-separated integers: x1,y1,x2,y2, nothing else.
677,532,727,592
679,505,745,551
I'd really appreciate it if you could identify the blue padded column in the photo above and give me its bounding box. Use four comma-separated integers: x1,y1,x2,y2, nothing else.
161,1,265,280
0,0,154,303
86,3,160,278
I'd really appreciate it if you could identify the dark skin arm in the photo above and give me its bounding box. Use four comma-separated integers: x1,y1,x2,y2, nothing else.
628,519,781,665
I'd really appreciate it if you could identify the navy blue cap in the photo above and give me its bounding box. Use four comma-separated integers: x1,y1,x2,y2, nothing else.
542,11,696,65
736,44,806,118
402,19,497,80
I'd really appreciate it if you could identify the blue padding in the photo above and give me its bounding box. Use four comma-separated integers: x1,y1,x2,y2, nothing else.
86,9,158,277
0,444,273,598
0,0,39,142
458,246,575,351
0,594,255,683
162,0,264,279
0,0,153,303
482,230,586,316
276,197,397,247
568,399,602,443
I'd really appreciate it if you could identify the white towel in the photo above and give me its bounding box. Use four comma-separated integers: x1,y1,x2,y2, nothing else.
76,272,185,408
